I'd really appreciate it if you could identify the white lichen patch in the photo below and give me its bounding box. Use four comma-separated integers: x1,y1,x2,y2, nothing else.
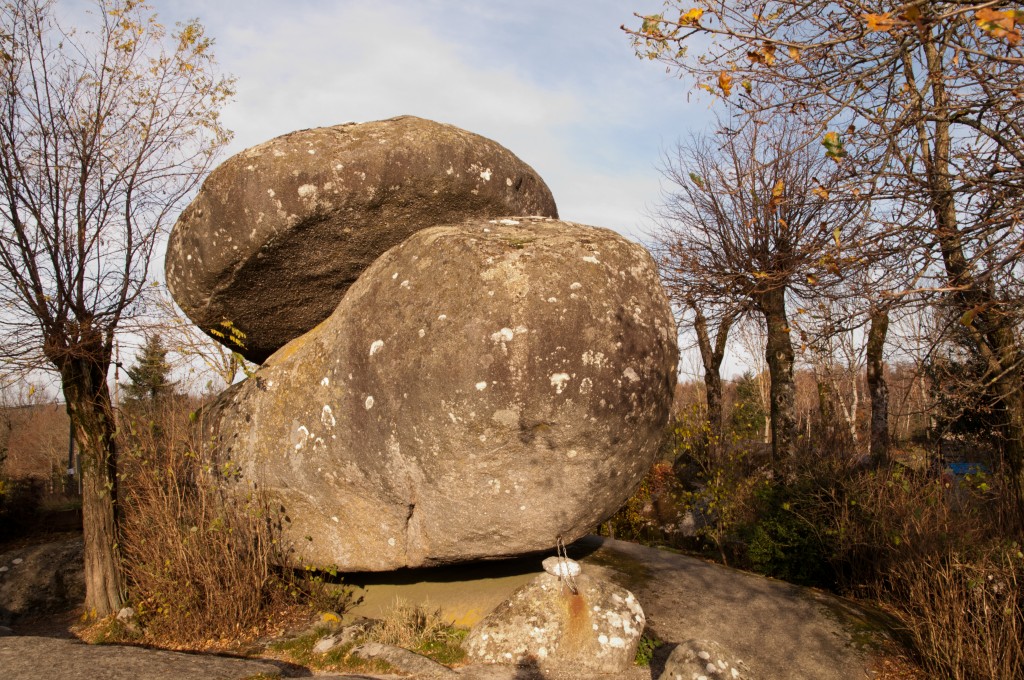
294,425,310,450
297,184,317,199
364,396,375,410
321,376,330,387
369,340,384,356
498,218,520,225
623,367,641,383
491,328,515,343
582,350,606,367
550,373,571,394
506,177,513,186
321,405,336,428
582,255,601,264
418,329,426,338
476,381,488,391
570,282,583,290
480,168,492,181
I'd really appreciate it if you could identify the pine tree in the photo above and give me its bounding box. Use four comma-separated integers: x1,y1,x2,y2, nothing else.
122,335,176,402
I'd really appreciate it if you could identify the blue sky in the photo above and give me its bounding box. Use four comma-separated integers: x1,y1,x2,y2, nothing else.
141,0,710,240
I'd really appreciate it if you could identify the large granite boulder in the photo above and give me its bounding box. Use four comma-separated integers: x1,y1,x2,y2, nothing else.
206,217,677,571
166,116,558,363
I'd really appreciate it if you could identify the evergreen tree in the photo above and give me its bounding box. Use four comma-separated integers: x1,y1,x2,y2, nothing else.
122,335,176,402
731,372,766,441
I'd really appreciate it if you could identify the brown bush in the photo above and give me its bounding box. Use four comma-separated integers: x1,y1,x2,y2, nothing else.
118,397,296,644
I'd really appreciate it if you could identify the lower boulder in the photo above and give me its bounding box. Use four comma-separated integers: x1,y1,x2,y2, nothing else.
206,217,678,571
462,557,645,675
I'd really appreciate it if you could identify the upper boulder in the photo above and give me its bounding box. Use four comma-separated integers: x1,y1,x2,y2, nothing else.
166,116,558,363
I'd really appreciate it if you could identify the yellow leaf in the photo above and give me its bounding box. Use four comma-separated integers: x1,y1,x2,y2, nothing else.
680,8,704,27
772,180,785,197
698,83,713,93
833,227,842,248
903,6,922,22
788,46,801,62
812,186,829,200
747,42,777,66
718,71,733,96
864,12,896,32
742,79,752,93
807,273,819,285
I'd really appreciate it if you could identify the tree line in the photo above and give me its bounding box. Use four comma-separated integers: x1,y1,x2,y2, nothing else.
627,1,1024,517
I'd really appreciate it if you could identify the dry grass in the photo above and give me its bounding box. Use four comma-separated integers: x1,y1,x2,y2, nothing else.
117,398,319,645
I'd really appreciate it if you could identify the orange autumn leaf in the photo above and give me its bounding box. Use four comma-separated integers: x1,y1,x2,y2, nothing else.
976,8,1023,44
864,12,896,32
772,180,785,197
747,42,776,66
812,186,829,201
788,45,801,61
718,71,733,96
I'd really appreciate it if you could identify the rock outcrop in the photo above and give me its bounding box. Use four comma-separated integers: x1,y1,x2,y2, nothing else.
462,557,646,675
166,116,558,363
0,537,84,624
658,639,752,680
206,217,677,571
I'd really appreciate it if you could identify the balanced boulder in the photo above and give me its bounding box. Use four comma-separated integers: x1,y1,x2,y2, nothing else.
205,217,677,571
166,116,558,363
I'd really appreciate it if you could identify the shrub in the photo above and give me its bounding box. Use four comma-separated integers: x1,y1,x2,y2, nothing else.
117,397,341,644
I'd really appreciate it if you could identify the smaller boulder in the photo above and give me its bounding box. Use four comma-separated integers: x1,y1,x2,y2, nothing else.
463,564,645,675
658,639,752,680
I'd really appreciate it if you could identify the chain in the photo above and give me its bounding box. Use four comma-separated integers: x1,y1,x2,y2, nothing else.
556,534,578,595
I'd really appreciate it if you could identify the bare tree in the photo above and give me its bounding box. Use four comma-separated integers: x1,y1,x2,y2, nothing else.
628,0,1024,510
652,120,866,465
0,0,232,614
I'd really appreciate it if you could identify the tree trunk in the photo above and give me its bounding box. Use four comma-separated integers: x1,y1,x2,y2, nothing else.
758,287,798,467
917,36,1024,515
866,309,890,466
57,352,123,617
691,304,734,454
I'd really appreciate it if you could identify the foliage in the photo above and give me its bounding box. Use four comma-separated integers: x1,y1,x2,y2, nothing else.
121,334,176,402
744,478,838,588
601,460,686,545
634,629,664,667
